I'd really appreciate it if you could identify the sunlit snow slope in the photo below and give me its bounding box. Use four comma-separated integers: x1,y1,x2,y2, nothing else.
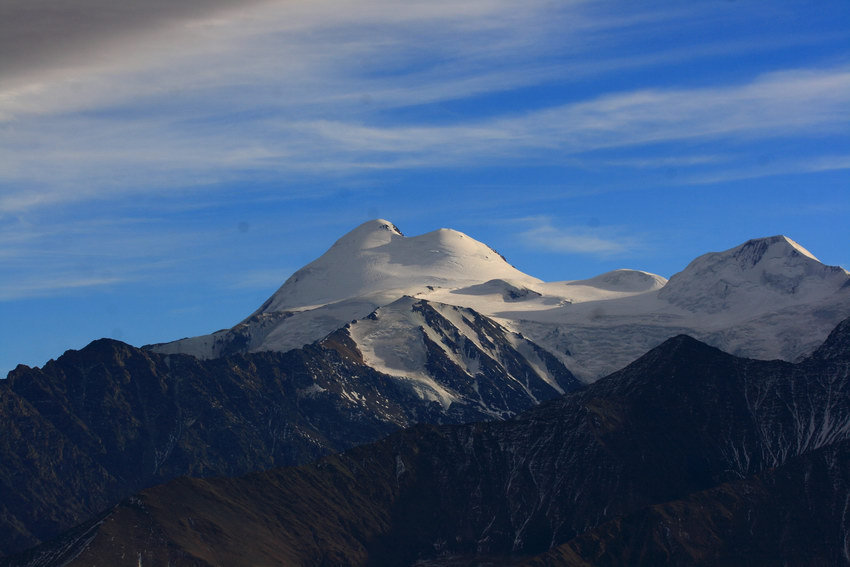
152,220,850,381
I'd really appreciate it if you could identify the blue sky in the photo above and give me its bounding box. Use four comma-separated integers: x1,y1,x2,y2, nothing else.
1,0,848,375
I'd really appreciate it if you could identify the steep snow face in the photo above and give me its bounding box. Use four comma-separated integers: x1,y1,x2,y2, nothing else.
344,297,579,417
659,235,849,314
255,219,540,314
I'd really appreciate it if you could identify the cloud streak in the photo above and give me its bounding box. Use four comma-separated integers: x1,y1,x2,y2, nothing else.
681,154,850,185
512,216,641,257
302,66,850,156
3,63,847,214
0,0,847,218
0,275,127,301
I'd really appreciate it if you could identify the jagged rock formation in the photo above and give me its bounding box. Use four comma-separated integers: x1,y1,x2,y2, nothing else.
12,317,850,567
0,302,577,556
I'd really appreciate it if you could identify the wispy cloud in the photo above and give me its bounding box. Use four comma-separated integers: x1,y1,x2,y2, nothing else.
3,63,847,214
589,155,729,168
4,0,846,215
308,65,850,155
514,217,641,256
680,154,850,185
0,0,846,225
0,0,269,81
0,275,127,301
0,215,218,301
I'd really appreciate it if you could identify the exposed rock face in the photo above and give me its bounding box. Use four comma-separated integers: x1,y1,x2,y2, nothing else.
12,317,850,567
344,297,578,417
0,302,577,556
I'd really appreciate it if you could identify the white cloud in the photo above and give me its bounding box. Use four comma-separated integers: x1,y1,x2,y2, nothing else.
0,275,127,301
268,65,850,173
592,155,729,168
0,0,847,216
516,218,640,256
2,63,847,214
681,154,850,185
0,215,220,301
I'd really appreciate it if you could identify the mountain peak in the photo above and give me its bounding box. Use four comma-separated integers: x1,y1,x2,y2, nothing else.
329,219,404,251
347,218,404,238
658,235,849,313
731,235,819,267
256,220,537,314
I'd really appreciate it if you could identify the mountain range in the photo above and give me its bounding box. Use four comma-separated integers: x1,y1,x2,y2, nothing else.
152,220,850,381
0,314,579,556
10,316,850,566
1,220,849,562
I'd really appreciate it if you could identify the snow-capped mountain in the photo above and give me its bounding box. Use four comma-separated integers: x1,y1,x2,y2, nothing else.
658,235,848,312
151,219,541,360
340,297,577,417
513,235,850,379
151,220,850,381
259,219,539,312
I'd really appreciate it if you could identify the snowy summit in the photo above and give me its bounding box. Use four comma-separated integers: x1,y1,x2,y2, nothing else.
152,220,850,382
256,219,539,313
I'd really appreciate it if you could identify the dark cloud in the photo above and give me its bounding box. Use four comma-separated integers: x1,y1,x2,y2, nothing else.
0,0,267,80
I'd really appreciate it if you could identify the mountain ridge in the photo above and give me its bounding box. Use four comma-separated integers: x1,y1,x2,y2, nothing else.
257,219,538,314
151,220,850,382
0,299,579,556
13,315,850,567
658,234,850,312
3,221,849,561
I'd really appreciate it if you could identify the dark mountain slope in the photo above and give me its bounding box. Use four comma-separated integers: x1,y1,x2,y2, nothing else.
521,438,850,566
0,319,578,556
13,317,850,566
0,339,404,556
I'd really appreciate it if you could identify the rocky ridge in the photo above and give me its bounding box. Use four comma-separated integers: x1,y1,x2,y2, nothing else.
0,300,577,556
11,316,850,566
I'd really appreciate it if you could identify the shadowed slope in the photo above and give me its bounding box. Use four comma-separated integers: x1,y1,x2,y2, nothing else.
14,317,850,566
0,300,577,557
